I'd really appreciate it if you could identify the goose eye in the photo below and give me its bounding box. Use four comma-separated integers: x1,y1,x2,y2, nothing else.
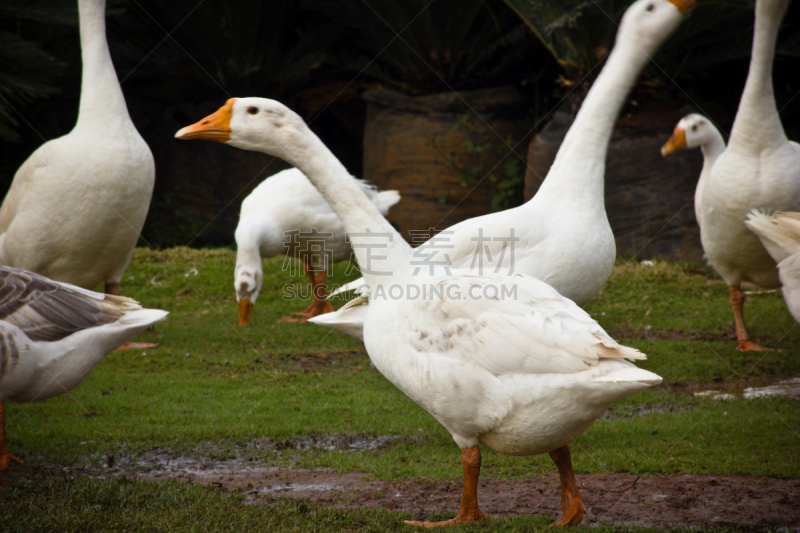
691,125,698,132
646,3,655,11
247,106,259,115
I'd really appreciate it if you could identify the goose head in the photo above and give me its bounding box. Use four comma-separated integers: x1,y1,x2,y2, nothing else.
234,263,261,327
175,97,306,159
661,114,717,156
616,0,696,53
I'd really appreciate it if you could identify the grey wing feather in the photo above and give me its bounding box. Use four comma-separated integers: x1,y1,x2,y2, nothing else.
0,327,21,381
0,267,136,342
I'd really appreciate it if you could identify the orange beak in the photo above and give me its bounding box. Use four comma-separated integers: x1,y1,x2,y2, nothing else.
175,98,235,142
661,126,686,156
238,299,253,327
668,0,696,15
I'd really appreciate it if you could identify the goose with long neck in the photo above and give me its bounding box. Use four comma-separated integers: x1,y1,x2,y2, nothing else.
689,0,800,351
315,0,694,339
177,97,662,527
0,0,154,295
233,167,399,326
0,266,168,471
661,114,726,229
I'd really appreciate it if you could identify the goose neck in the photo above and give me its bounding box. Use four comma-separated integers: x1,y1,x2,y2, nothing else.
534,38,649,205
729,0,789,148
700,130,726,164
276,127,412,287
76,0,129,126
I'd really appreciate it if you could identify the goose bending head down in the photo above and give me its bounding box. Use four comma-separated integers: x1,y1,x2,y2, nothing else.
177,95,663,527
230,168,399,326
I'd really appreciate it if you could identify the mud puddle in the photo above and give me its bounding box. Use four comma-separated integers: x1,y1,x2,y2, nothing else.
47,434,406,478
6,445,799,529
144,466,800,529
694,376,800,401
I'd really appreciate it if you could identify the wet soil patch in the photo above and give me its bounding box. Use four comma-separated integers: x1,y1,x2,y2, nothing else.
153,467,800,529
602,399,686,420
666,375,800,400
248,349,369,372
610,326,738,343
5,454,799,529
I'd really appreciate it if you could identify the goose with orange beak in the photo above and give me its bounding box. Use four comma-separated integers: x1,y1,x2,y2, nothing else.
664,0,800,352
175,94,662,528
661,114,726,230
171,0,691,527
176,104,400,327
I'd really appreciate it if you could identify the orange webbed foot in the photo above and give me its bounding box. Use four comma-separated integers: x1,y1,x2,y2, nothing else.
279,316,309,323
0,452,23,472
404,509,488,528
116,342,159,351
551,493,585,526
736,340,773,351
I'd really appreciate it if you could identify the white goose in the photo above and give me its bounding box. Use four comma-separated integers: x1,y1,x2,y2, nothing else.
313,0,695,339
745,211,800,324
0,266,167,471
677,0,800,351
661,114,726,231
0,0,154,295
233,168,399,326
175,97,662,526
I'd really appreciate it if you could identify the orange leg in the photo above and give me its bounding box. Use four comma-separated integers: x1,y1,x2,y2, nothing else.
549,444,585,526
105,282,121,296
283,261,333,322
289,261,318,317
307,268,334,318
405,445,488,528
0,403,23,472
730,286,772,351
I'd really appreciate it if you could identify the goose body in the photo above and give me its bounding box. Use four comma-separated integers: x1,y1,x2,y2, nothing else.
0,266,168,470
176,91,662,525
663,0,800,350
234,168,399,325
745,211,800,323
0,0,154,294
316,0,692,339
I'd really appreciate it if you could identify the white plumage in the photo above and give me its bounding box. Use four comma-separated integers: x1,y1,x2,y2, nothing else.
233,168,399,325
176,91,662,525
746,211,800,324
319,0,691,339
662,0,800,350
702,0,800,290
0,0,154,294
0,266,168,470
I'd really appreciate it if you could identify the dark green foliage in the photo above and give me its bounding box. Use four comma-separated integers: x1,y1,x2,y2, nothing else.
0,0,76,141
107,0,333,103
501,0,800,112
307,0,545,94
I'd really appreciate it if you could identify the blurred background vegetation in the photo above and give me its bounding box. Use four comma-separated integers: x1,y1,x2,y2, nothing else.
1,0,799,248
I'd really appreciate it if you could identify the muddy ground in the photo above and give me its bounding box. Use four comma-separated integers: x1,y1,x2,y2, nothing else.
5,454,799,530
139,466,800,530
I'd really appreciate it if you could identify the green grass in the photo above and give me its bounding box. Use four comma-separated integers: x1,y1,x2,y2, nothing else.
2,249,799,530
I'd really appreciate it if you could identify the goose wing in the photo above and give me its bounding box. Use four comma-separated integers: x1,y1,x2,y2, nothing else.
0,267,140,342
404,273,643,377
